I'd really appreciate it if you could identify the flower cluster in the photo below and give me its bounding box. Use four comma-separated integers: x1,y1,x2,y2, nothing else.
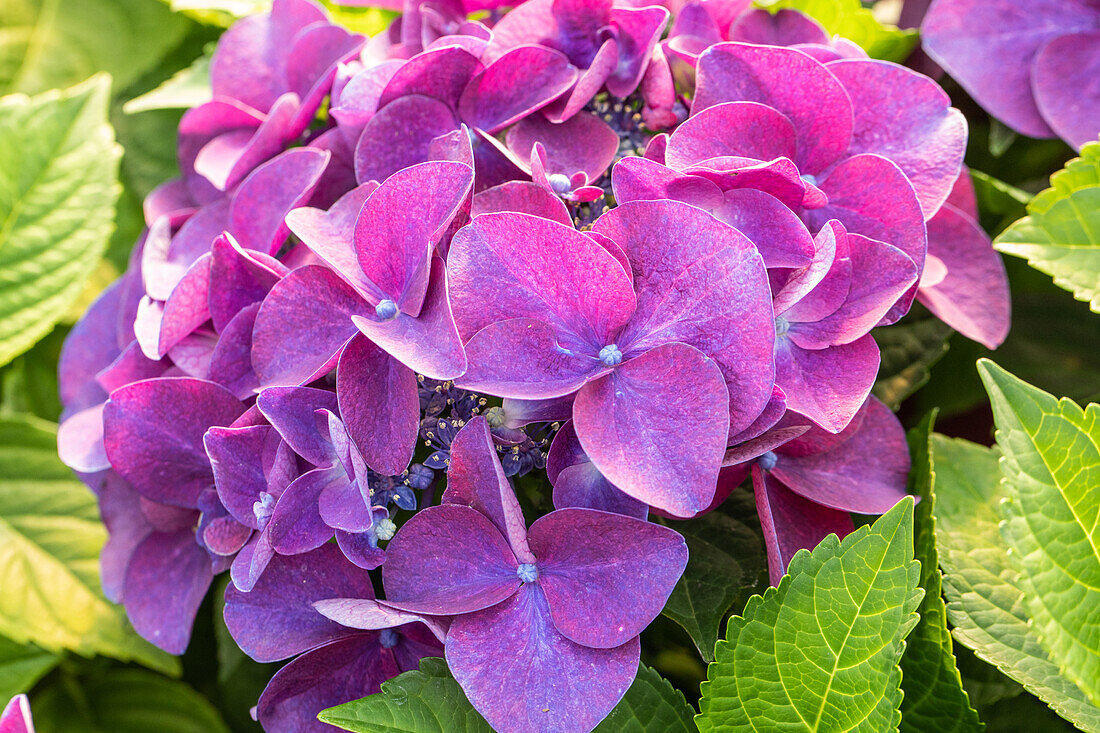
923,0,1100,149
56,0,1012,730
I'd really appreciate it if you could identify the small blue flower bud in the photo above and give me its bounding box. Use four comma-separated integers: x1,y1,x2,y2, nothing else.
379,629,399,648
598,344,623,367
253,492,276,530
375,517,397,542
548,173,572,194
375,299,399,321
516,563,539,583
775,316,790,337
393,485,417,511
758,451,778,471
800,173,818,186
484,405,507,428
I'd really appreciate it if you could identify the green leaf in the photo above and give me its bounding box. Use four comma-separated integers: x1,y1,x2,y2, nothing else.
696,497,922,733
0,0,190,96
661,487,768,661
756,0,918,62
969,170,1029,238
0,75,121,367
0,414,178,675
30,668,230,733
977,360,1100,705
0,325,65,421
592,664,697,733
123,48,212,113
320,657,495,733
930,433,1100,732
159,0,397,34
994,140,1100,312
0,636,57,701
873,307,953,409
898,412,983,733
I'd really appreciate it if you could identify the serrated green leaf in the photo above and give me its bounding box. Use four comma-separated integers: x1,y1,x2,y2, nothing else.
756,0,918,62
661,488,768,662
0,75,121,367
0,325,65,421
0,636,57,701
320,657,495,733
994,140,1100,312
898,412,983,733
969,170,1029,238
931,434,1100,732
123,48,212,113
30,668,230,733
873,307,953,409
0,414,178,675
0,0,190,96
977,360,1100,705
160,0,397,33
592,664,697,733
696,497,922,733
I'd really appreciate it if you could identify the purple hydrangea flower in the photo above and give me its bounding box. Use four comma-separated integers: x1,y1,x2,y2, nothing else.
923,0,1100,148
329,417,686,733
224,545,444,733
448,199,776,516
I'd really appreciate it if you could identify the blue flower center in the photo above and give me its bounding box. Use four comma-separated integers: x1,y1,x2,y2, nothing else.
598,344,623,367
800,173,818,186
517,563,539,583
375,299,399,321
253,492,275,530
548,173,572,194
484,405,506,428
775,316,790,337
379,629,399,648
375,517,397,542
758,451,778,471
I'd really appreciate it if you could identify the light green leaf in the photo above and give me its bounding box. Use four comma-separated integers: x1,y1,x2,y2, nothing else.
592,664,697,733
873,308,953,409
31,668,230,733
159,0,397,34
661,488,768,661
123,48,212,113
994,140,1100,312
931,434,1100,732
320,657,495,733
755,0,918,62
898,412,983,733
0,75,121,367
696,497,922,733
969,170,1029,237
0,0,190,96
0,637,57,701
0,414,178,675
978,360,1100,705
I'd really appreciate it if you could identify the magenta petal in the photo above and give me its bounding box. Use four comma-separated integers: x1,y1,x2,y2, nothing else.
730,8,828,45
59,278,125,411
544,40,617,122
574,343,729,517
1032,31,1100,149
506,113,619,183
444,417,534,561
378,45,482,110
774,333,879,434
157,256,212,357
335,530,387,570
605,5,669,97
382,504,520,615
1,694,33,733
528,508,686,648
448,211,636,343
313,599,445,641
921,0,1092,138
458,45,577,134
753,468,854,585
58,404,109,474
918,203,1010,349
447,584,640,733
350,257,466,380
256,635,400,733
502,394,575,429
230,148,330,255
103,378,244,507
204,424,285,527
252,265,366,386
256,386,339,466
285,183,379,295
693,42,853,173
610,156,726,210
337,334,418,476
712,188,815,269
472,181,573,225
123,529,212,654
773,219,840,317
723,425,809,466
207,303,262,398
354,161,473,315
667,102,797,168
266,467,339,554
552,463,648,519
96,341,169,396
355,95,460,184
728,384,788,444
828,59,966,218
772,397,911,514
224,544,374,662
208,233,286,332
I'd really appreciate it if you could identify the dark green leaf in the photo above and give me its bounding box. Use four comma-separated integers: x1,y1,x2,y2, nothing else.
593,664,697,733
0,636,57,701
873,307,953,409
